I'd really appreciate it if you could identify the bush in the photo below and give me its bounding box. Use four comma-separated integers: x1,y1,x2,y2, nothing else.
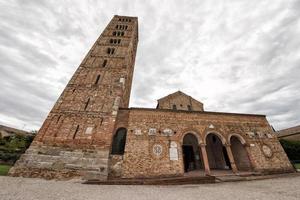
0,134,34,164
279,139,300,161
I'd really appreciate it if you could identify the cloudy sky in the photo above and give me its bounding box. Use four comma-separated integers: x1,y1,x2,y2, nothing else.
0,0,300,131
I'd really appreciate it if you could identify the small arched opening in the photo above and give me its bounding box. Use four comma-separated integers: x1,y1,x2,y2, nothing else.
111,128,127,155
206,133,231,170
182,133,203,172
230,136,252,171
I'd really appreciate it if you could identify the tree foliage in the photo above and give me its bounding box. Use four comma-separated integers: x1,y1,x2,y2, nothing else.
0,134,34,163
280,139,300,161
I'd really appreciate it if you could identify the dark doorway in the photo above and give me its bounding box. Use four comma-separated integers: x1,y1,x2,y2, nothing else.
182,145,195,172
206,133,231,170
182,133,203,173
222,146,231,169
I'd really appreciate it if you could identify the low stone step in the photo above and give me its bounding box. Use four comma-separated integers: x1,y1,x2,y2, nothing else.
84,176,215,185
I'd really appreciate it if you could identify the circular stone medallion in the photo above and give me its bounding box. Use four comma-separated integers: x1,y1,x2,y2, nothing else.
262,145,273,158
153,144,163,156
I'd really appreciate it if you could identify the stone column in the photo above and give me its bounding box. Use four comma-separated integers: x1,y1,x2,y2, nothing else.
200,143,210,175
225,144,238,173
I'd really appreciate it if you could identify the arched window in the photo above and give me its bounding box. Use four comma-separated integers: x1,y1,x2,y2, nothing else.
111,128,127,155
172,104,177,110
107,48,115,55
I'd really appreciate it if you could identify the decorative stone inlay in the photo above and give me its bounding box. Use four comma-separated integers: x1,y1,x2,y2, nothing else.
169,141,178,161
262,144,273,158
246,132,255,138
170,141,177,148
152,144,163,156
134,129,142,135
208,124,214,129
148,128,156,135
85,127,93,134
162,128,173,136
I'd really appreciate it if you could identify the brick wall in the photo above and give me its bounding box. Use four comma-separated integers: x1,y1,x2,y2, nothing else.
110,108,294,178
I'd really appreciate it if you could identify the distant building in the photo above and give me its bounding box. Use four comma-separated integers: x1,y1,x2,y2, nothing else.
0,125,32,139
9,15,294,181
276,125,300,141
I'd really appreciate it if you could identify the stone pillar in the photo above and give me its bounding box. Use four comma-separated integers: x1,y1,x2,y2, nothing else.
200,143,210,175
225,144,238,173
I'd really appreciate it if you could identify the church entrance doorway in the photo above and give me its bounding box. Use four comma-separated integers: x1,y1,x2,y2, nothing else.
182,133,203,172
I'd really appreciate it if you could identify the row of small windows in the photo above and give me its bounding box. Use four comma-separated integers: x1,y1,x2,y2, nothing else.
172,104,192,111
107,48,115,55
118,18,131,22
116,25,128,30
110,39,121,44
112,31,125,36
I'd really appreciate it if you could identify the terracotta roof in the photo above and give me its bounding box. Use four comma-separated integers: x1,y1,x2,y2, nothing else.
276,125,300,138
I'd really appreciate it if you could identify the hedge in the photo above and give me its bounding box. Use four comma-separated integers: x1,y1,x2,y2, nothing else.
279,139,300,161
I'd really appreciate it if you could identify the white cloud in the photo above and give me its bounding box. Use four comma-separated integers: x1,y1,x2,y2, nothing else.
0,0,299,131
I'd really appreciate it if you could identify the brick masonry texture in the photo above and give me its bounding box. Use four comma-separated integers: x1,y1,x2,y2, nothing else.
9,15,294,180
112,108,294,178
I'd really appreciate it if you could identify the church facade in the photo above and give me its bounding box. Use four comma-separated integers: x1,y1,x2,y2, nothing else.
9,15,294,180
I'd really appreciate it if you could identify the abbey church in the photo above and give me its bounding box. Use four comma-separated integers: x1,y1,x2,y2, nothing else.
9,15,294,181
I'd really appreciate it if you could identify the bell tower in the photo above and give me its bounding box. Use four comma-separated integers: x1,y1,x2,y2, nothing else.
9,15,138,180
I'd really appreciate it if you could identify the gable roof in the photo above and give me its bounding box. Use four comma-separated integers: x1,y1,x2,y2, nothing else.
157,90,203,105
276,125,300,138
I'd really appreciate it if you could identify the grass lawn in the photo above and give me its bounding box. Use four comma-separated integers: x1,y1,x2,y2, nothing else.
294,163,300,169
0,164,12,176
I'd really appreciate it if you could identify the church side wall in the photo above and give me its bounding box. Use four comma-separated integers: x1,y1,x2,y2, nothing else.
115,109,294,178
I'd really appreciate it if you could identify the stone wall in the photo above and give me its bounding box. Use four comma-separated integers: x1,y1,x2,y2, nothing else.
9,143,109,180
110,108,294,178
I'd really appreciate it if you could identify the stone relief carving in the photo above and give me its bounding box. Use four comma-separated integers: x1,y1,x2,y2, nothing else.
134,129,142,135
262,144,273,158
153,144,163,156
162,128,173,136
169,141,178,161
148,128,156,135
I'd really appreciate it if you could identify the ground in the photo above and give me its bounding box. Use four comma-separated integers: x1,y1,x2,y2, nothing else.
0,176,300,200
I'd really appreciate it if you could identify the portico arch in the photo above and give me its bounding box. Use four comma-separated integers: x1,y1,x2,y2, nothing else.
228,134,246,145
204,131,226,145
229,135,252,171
205,132,231,170
182,133,203,172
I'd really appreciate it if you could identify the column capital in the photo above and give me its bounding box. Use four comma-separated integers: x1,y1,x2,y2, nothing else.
224,143,231,147
199,143,206,147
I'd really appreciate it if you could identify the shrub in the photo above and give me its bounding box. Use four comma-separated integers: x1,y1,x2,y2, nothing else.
280,139,300,161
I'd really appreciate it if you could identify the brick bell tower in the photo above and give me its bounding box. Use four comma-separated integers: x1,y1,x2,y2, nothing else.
9,15,138,180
